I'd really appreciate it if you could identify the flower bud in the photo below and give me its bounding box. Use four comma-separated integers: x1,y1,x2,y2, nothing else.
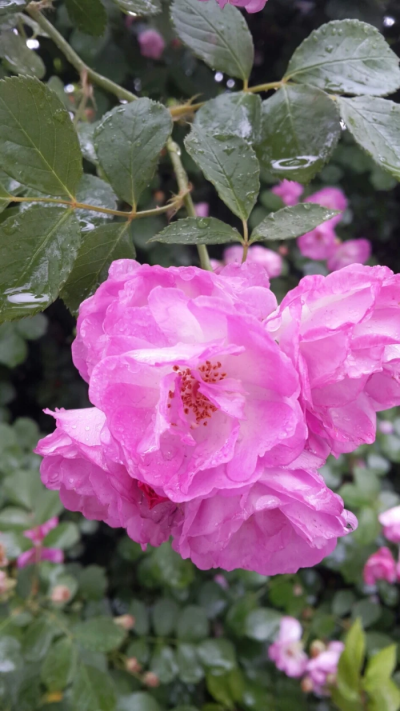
310,640,326,658
51,585,71,603
143,671,160,688
301,676,314,693
114,614,135,631
125,657,142,674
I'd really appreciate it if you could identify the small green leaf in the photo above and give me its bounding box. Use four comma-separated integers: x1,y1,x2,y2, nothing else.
152,599,179,637
0,76,82,198
245,609,281,641
351,600,381,629
194,93,261,144
177,606,209,642
41,638,77,692
65,0,107,36
74,616,126,653
0,206,81,321
0,31,45,78
367,681,400,711
339,96,400,181
251,203,339,242
0,0,27,15
150,645,178,683
151,217,241,245
117,692,161,711
185,127,259,221
72,664,116,711
285,20,400,97
197,639,236,676
94,98,172,209
23,616,56,662
337,619,365,698
0,637,23,673
113,0,161,16
130,599,150,635
332,590,356,617
256,84,341,183
151,542,195,589
43,522,80,550
61,222,135,314
0,323,27,367
364,645,397,689
78,565,108,601
0,506,32,529
171,0,253,81
176,643,204,684
206,669,245,710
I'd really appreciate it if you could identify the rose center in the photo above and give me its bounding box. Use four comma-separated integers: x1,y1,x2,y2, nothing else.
170,360,227,427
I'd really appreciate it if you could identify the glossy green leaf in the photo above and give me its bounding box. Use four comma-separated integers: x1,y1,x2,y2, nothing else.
0,0,27,15
194,93,262,144
113,0,161,16
176,643,204,684
256,84,341,183
0,206,81,321
0,76,82,198
152,599,179,636
0,169,21,214
0,31,45,78
72,664,116,711
244,608,281,641
177,605,209,642
65,0,107,36
250,204,339,242
94,98,172,209
43,522,80,550
151,217,242,245
41,638,77,692
76,174,118,223
171,0,254,81
74,616,126,653
197,639,236,675
339,97,400,181
185,127,259,220
285,20,400,97
23,616,56,662
61,222,135,314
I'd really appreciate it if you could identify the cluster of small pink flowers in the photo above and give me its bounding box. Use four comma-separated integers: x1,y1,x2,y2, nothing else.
268,617,344,696
34,255,400,575
363,506,400,585
272,180,371,271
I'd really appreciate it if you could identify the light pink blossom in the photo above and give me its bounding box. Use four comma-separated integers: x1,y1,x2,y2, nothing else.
378,420,394,435
223,245,282,278
363,547,397,585
17,517,63,568
379,506,400,543
194,202,209,218
268,617,308,677
138,29,165,60
198,0,268,14
298,223,337,261
305,641,344,696
272,180,303,207
327,239,371,272
268,265,400,458
305,187,347,229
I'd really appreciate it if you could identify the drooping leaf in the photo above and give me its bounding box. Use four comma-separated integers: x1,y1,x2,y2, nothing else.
61,222,135,314
72,664,116,711
113,0,161,16
73,616,126,653
0,206,81,321
151,217,242,245
339,96,400,181
94,98,172,209
0,31,45,78
171,0,254,81
194,92,261,144
41,638,77,692
285,20,400,97
250,204,340,242
0,76,82,198
0,0,27,15
65,0,107,36
256,84,341,183
185,127,260,220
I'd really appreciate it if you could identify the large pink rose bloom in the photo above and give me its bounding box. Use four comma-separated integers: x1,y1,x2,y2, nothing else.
268,617,308,677
268,265,400,457
173,468,356,575
363,547,397,585
198,0,268,13
379,506,400,543
72,260,305,502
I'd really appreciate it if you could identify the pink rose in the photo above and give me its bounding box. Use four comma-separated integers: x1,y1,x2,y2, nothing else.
269,265,400,458
272,180,303,207
297,223,337,261
327,239,371,272
194,202,209,218
305,641,344,696
305,187,348,229
363,547,397,585
268,617,308,677
198,0,268,13
223,245,282,278
17,516,64,568
72,260,305,502
138,29,165,60
379,506,400,543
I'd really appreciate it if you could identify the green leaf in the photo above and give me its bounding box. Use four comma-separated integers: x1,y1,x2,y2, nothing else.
206,669,245,710
61,222,135,314
351,600,381,629
74,617,126,653
43,522,80,550
72,664,116,711
194,93,261,144
113,0,161,16
171,0,253,81
0,31,45,79
245,609,281,641
15,314,47,340
126,639,149,665
0,637,23,673
152,599,179,637
150,645,178,683
0,206,81,321
332,590,356,617
130,599,150,635
176,643,204,684
367,681,400,711
256,84,341,183
339,96,400,181
0,323,27,366
0,169,21,214
197,639,236,676
177,605,209,642
285,20,400,97
151,217,242,245
0,0,27,15
185,127,259,220
0,506,32,529
78,566,108,601
0,76,82,198
337,619,365,698
41,637,77,692
250,203,339,242
23,616,56,662
65,0,107,36
94,98,172,209
151,542,195,589
117,692,160,711
75,174,118,223
364,645,397,689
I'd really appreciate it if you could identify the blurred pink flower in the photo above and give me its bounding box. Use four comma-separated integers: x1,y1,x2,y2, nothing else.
223,245,282,277
305,187,347,229
272,180,303,207
305,641,344,696
363,547,397,585
298,223,337,261
195,202,209,218
327,239,371,272
379,506,400,543
378,421,394,435
17,517,63,568
198,0,268,13
268,617,308,677
138,29,165,60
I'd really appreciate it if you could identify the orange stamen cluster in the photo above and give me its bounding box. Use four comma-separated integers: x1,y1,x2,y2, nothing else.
169,361,226,427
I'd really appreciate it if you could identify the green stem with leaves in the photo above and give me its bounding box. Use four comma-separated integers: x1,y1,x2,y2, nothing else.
9,195,177,220
167,138,212,271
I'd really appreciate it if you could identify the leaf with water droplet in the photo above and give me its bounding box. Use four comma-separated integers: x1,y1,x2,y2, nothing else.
250,203,340,243
114,0,161,15
195,93,262,145
0,0,27,15
149,217,242,246
0,31,45,79
285,19,400,96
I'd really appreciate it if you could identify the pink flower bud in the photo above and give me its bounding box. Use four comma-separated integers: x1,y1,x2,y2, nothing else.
363,547,396,585
126,657,142,673
138,30,165,60
51,585,71,603
143,672,160,687
114,614,135,631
